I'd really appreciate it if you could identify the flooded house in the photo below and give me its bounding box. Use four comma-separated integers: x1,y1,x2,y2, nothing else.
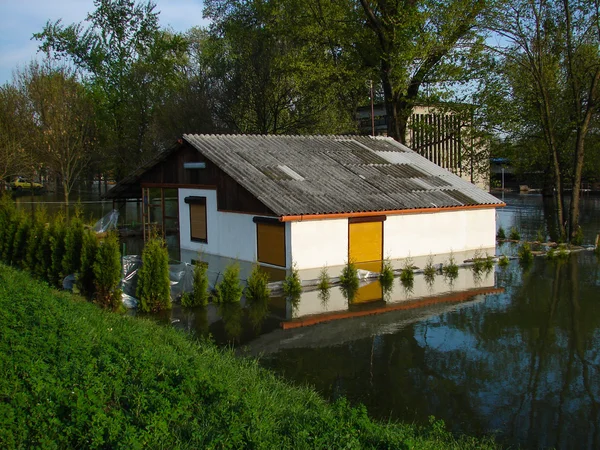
105,134,504,279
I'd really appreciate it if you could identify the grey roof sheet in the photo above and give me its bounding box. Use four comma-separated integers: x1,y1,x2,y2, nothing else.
182,134,503,216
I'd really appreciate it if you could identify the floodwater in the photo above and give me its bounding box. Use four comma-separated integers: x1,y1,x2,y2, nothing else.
13,189,600,449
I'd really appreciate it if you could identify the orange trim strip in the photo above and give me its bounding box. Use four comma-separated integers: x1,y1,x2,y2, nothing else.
281,287,504,330
279,203,505,222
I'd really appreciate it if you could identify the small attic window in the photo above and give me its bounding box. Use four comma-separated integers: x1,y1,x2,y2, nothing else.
277,165,304,181
184,162,206,169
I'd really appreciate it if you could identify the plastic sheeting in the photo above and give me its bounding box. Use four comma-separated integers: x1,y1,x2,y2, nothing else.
120,255,196,309
93,209,119,233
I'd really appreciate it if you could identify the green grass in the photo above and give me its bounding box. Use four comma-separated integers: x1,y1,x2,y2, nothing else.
0,263,498,449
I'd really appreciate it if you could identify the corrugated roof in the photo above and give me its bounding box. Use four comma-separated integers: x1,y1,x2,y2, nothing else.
183,134,503,216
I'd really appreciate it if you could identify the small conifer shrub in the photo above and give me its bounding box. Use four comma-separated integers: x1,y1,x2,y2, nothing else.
509,227,521,241
11,215,31,269
245,265,270,305
442,252,459,280
63,216,85,276
183,260,210,307
93,232,123,310
137,235,171,312
379,258,395,292
317,266,331,304
50,218,67,288
214,262,244,304
34,223,53,282
518,242,534,265
496,227,506,240
2,211,21,264
572,226,584,246
77,229,99,297
399,256,414,287
282,263,303,301
536,228,546,243
423,254,437,284
498,255,509,267
339,260,359,301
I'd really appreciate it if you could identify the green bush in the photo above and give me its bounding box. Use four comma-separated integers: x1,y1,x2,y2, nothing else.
0,195,16,262
282,262,303,301
77,230,99,297
423,254,437,284
246,267,270,332
498,255,509,267
34,222,53,282
93,232,123,310
137,235,171,312
49,218,67,288
183,260,210,307
339,260,359,301
442,252,459,280
379,258,395,292
399,257,414,288
245,265,270,305
496,226,506,240
25,208,48,273
1,210,20,264
509,227,520,241
11,214,31,269
571,226,584,246
213,262,243,304
535,227,546,243
0,263,499,449
317,266,331,305
518,242,534,265
63,216,85,276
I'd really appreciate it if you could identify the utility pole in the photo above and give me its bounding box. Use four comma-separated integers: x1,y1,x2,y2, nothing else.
370,80,375,137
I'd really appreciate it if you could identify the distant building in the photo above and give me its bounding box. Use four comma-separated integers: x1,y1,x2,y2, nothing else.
357,104,489,189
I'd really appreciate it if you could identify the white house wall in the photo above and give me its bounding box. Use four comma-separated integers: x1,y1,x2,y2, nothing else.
179,188,286,264
289,208,496,271
290,218,348,270
383,208,496,258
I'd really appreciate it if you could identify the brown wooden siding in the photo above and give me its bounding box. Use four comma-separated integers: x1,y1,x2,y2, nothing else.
140,142,275,216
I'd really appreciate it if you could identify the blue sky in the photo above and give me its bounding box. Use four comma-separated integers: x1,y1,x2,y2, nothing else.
0,0,209,85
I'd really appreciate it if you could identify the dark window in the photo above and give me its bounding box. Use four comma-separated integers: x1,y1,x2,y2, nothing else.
186,197,207,243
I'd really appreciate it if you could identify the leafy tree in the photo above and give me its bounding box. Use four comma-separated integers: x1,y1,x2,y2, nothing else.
16,62,96,209
35,0,188,179
0,85,32,190
483,0,600,241
203,0,362,134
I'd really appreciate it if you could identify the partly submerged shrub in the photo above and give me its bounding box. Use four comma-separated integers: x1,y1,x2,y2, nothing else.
93,232,122,310
571,226,584,246
317,266,331,305
518,242,534,265
423,254,437,284
509,227,520,241
214,262,243,304
183,260,210,307
535,227,546,243
496,226,506,240
282,263,303,301
245,265,270,305
137,235,171,312
442,252,459,279
399,256,414,287
339,260,359,301
498,255,509,267
379,258,395,292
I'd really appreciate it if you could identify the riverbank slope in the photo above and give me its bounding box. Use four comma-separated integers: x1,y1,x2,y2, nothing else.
0,263,498,449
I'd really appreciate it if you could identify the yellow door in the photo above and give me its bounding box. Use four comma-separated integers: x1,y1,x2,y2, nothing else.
348,220,383,271
257,222,286,267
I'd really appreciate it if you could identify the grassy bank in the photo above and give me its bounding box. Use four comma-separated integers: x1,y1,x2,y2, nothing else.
0,263,498,449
